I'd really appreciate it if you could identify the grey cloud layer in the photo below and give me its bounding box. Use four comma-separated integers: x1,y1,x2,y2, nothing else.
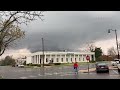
11,11,120,52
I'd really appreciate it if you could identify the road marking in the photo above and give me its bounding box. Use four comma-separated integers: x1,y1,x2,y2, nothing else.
29,75,37,78
20,77,28,79
112,70,119,74
53,72,59,75
38,74,43,76
45,73,53,75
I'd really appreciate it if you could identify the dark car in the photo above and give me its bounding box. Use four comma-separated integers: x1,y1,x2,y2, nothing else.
96,63,109,73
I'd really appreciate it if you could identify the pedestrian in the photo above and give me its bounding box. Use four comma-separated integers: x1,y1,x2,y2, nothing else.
73,62,78,74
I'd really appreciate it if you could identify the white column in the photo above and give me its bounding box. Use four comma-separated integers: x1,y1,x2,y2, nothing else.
38,55,39,64
44,54,46,64
36,55,37,64
74,54,75,62
34,55,36,64
36,55,38,64
78,55,80,62
65,54,66,63
82,55,83,62
54,54,56,63
70,55,71,63
50,54,51,60
60,54,61,63
90,55,92,61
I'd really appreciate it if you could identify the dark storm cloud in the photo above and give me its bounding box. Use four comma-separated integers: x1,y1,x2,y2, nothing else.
11,11,120,52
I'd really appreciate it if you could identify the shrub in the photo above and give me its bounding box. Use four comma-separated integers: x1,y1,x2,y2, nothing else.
54,63,61,65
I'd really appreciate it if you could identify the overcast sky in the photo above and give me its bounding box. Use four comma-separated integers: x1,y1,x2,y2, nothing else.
2,11,120,58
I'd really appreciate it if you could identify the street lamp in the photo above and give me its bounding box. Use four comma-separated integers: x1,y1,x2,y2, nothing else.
108,29,120,60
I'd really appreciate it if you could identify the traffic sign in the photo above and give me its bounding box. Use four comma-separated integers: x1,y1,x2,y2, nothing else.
86,55,90,61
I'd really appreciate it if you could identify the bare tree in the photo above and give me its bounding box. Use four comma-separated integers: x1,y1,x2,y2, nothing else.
0,11,44,56
107,47,117,58
87,42,95,52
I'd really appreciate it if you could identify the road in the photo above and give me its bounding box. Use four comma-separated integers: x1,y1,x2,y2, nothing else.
0,63,120,79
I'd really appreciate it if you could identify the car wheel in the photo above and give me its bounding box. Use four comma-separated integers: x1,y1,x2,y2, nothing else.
96,71,99,73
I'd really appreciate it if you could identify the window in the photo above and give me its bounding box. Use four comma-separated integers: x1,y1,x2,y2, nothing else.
83,58,84,61
56,58,59,62
51,58,54,62
71,58,72,62
61,58,63,62
75,58,76,61
66,58,68,62
46,58,48,62
79,58,80,61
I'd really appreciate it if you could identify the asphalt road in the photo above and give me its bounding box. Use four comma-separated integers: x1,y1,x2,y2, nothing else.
0,63,120,79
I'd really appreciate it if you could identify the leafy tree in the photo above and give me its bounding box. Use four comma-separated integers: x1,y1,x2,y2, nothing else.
0,56,16,66
0,11,44,56
94,47,103,61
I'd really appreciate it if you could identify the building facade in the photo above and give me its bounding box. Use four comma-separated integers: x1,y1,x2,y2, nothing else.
26,51,95,64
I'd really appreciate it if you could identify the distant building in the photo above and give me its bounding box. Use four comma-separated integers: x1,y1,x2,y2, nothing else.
15,56,26,65
26,51,95,64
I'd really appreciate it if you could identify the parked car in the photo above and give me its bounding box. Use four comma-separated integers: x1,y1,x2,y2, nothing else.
18,65,24,68
96,62,109,73
117,63,120,73
111,59,120,66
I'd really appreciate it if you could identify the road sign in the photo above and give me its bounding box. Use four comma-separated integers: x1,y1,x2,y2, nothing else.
86,55,90,61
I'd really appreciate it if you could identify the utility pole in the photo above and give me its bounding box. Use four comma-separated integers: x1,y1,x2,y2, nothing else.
115,30,120,59
42,38,44,67
108,29,120,60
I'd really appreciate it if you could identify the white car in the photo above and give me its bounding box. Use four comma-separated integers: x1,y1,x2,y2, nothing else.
111,59,120,66
18,65,24,68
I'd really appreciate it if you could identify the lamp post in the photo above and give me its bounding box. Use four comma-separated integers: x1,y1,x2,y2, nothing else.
108,29,120,60
42,38,44,67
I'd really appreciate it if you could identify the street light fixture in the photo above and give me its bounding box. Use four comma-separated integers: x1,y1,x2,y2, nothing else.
108,29,120,61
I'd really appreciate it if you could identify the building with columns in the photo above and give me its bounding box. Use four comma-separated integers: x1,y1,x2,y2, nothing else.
26,51,95,64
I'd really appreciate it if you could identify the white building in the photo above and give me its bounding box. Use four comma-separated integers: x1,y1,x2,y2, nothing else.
26,51,95,64
15,56,27,65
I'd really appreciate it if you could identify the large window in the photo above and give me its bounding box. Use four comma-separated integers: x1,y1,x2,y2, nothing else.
56,58,59,62
75,58,76,61
66,58,68,62
61,58,63,62
51,58,54,62
46,58,48,62
71,58,72,62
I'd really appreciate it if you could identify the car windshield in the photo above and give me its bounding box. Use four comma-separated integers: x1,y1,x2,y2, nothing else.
97,63,107,66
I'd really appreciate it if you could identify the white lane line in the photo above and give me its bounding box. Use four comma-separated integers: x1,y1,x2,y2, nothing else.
45,73,53,75
29,75,37,78
20,77,28,79
112,70,119,74
53,72,60,75
38,74,43,76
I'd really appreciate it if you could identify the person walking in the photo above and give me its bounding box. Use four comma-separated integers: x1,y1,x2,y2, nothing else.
73,62,78,74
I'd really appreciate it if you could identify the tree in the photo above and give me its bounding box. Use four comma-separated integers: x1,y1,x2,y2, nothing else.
0,11,44,56
94,47,103,61
0,56,16,66
23,61,26,65
107,47,117,58
87,42,95,52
